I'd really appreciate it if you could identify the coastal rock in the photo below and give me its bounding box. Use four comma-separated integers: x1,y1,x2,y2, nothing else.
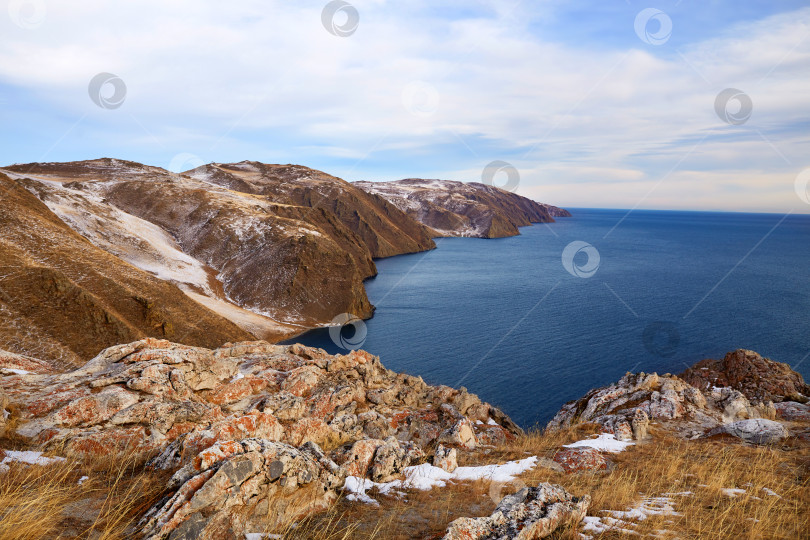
370,437,424,482
681,349,810,403
443,483,589,539
707,419,789,445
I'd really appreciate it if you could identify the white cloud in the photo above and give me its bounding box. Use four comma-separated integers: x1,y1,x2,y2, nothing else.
0,1,807,212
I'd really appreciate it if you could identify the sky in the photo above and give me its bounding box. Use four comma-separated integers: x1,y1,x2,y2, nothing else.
1,0,809,213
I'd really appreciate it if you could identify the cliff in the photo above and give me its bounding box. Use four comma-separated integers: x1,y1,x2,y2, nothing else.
354,178,571,238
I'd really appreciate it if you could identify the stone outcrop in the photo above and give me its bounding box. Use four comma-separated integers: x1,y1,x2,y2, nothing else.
706,418,789,445
546,370,778,440
443,483,589,539
552,447,611,474
354,179,570,238
0,338,521,538
140,439,344,539
680,349,809,404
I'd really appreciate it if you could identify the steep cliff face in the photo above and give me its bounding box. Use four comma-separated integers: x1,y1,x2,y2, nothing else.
0,172,253,368
354,179,571,238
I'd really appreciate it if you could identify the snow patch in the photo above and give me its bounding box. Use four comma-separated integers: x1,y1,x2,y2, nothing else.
344,456,538,504
563,433,634,453
1,450,66,472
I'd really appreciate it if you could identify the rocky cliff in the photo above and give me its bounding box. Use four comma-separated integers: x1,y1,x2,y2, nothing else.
354,178,571,238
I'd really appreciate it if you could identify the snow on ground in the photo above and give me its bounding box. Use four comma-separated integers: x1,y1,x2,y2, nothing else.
344,456,538,505
581,492,686,539
563,433,635,453
0,450,66,472
721,487,747,497
17,177,212,293
1,368,31,375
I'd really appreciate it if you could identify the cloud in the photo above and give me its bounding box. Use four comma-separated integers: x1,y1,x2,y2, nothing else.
0,1,807,212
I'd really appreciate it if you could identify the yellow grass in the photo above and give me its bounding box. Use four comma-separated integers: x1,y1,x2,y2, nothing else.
287,425,810,539
0,444,168,539
1,425,806,539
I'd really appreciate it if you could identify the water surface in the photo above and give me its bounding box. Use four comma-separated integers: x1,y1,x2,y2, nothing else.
287,209,810,428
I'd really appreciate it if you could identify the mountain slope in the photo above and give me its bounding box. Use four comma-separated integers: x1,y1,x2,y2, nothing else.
354,178,571,238
0,172,253,368
186,161,438,258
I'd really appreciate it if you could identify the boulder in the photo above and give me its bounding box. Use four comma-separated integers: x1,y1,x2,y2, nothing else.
774,401,810,422
443,483,589,539
141,439,345,540
681,349,810,403
552,447,611,474
370,437,424,482
433,444,458,472
707,419,789,445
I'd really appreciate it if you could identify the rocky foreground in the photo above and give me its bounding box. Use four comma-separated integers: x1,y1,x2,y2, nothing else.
1,343,808,538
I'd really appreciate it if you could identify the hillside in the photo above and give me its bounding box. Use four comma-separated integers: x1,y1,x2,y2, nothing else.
0,172,253,368
354,178,571,238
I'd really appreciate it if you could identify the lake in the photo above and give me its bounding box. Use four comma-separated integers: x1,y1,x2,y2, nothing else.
285,209,810,428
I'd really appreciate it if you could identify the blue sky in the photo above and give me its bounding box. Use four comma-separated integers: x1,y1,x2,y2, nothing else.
1,0,808,212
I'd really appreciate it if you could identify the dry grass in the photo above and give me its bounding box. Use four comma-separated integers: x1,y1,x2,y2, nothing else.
287,425,810,540
1,426,806,539
0,444,169,539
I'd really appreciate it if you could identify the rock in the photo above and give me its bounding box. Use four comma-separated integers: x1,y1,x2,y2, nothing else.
2,338,525,533
437,415,478,450
552,447,611,474
0,390,8,438
443,483,589,539
141,439,344,540
707,419,789,445
546,367,767,440
681,349,810,403
370,437,424,482
774,401,810,422
333,438,384,477
433,444,458,472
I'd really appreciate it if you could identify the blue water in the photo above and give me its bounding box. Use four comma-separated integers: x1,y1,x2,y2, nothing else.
286,209,810,429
